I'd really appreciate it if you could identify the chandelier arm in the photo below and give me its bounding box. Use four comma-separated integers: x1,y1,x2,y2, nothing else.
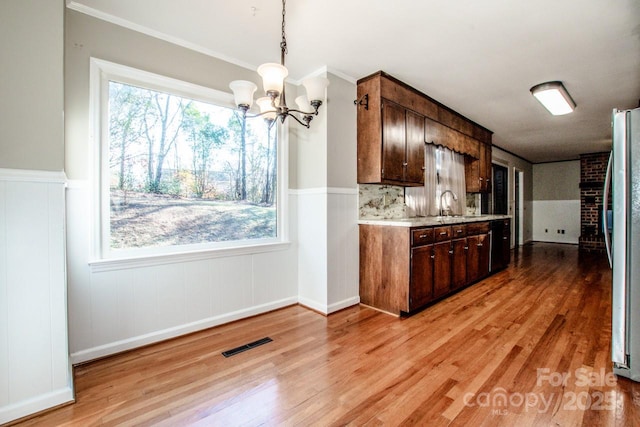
244,110,280,120
285,111,311,128
287,108,318,116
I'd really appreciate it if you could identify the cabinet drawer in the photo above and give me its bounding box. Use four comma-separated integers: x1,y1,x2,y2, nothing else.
451,224,466,238
433,226,452,242
466,221,490,235
411,228,434,246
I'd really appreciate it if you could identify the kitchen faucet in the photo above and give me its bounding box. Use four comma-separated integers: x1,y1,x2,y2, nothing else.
439,190,458,217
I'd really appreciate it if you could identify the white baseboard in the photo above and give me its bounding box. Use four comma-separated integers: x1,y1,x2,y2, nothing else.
297,296,327,314
327,296,360,314
298,296,360,315
0,387,74,425
70,297,298,364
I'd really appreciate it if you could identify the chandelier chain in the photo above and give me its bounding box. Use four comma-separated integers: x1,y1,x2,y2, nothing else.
280,0,287,60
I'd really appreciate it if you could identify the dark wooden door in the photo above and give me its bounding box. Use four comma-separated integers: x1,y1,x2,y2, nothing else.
410,245,434,310
381,100,406,183
433,241,452,298
451,238,467,290
405,110,425,184
514,171,520,246
493,164,508,215
481,143,493,192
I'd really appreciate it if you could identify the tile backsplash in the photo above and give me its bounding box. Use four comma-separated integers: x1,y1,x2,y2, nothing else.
358,184,406,219
359,184,480,219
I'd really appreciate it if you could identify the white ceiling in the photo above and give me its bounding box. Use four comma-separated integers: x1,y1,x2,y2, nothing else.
67,0,640,163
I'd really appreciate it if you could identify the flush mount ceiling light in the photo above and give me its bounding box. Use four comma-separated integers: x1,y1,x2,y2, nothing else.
530,81,576,116
229,0,329,128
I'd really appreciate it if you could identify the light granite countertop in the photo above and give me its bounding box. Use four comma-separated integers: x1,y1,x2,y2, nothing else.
358,214,511,227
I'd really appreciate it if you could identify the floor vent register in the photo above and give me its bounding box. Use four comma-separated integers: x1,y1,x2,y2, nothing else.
222,337,273,358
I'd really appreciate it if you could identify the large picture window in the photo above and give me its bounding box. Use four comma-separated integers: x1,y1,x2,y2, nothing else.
91,59,285,261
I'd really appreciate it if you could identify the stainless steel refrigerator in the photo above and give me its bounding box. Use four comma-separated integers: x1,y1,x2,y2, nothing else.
604,107,640,382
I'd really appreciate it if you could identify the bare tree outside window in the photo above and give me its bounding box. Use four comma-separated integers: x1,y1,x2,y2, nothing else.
107,81,277,250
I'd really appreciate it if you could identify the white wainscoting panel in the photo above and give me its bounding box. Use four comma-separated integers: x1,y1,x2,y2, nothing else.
0,169,73,425
66,184,299,364
327,189,360,312
296,189,328,312
295,188,359,314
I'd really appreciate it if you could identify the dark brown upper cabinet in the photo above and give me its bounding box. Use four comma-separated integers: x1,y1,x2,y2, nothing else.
359,97,425,186
356,71,493,191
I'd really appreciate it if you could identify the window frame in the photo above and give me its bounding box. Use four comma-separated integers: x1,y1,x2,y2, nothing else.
88,58,289,270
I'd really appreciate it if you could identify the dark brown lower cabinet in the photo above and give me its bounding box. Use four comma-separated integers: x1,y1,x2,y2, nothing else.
467,233,490,283
433,241,453,298
359,220,508,315
451,238,468,290
491,218,512,271
409,245,434,311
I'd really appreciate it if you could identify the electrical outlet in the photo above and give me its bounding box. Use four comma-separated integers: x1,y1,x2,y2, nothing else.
545,229,548,233
561,230,565,234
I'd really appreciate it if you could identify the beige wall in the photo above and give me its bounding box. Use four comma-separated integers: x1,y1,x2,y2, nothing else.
0,0,64,171
326,73,357,189
533,161,580,200
292,74,328,189
290,71,357,190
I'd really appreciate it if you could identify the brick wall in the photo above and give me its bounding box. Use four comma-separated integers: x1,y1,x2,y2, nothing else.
579,152,610,252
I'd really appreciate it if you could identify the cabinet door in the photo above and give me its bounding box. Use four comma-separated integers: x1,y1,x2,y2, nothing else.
405,110,425,184
433,241,452,298
451,238,467,290
490,220,511,271
465,156,481,193
410,245,434,310
480,143,492,192
477,233,491,279
382,100,406,183
466,234,481,283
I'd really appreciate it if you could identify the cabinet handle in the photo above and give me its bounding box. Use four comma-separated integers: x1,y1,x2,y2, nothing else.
479,177,483,181
456,230,463,234
402,162,408,167
419,234,428,238
421,166,426,171
430,254,435,259
503,237,508,240
439,232,448,236
477,243,483,247
448,250,453,254
464,246,469,250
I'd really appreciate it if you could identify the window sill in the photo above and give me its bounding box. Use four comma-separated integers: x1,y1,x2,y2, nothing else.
89,241,292,273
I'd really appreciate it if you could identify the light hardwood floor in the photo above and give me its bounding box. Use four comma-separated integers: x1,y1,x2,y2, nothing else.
13,243,640,426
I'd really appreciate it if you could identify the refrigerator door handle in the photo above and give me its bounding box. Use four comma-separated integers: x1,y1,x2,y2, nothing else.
603,151,613,268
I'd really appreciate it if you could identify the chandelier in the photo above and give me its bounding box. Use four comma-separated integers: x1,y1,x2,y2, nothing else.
229,0,329,128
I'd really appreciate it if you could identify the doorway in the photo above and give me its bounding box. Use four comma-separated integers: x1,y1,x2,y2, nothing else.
492,164,508,215
515,169,524,246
